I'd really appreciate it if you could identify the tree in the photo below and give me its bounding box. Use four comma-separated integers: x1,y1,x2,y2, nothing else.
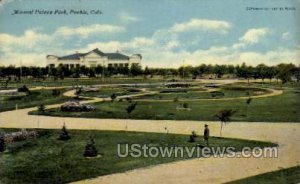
83,137,98,157
4,77,11,88
265,66,277,83
256,64,268,82
110,93,117,102
38,104,45,112
130,64,143,76
126,102,137,115
216,109,237,137
18,85,29,92
88,68,96,78
59,124,70,140
52,89,61,96
236,63,252,84
75,87,82,99
213,65,227,78
277,63,296,84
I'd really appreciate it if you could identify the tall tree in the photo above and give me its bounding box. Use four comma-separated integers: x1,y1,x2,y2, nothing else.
216,109,237,137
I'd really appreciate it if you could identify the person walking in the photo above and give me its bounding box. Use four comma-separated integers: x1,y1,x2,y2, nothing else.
204,124,210,146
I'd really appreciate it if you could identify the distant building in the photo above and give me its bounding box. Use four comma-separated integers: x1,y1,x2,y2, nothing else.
46,48,141,68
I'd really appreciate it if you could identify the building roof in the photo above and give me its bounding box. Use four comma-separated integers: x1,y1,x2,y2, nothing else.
58,53,85,60
56,48,133,60
105,53,129,60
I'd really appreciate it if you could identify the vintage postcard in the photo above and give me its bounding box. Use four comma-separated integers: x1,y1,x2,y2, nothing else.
0,0,299,183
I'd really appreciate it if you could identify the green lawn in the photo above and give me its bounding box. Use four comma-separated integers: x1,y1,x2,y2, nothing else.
31,88,300,122
80,86,141,98
138,86,269,100
0,89,71,112
1,77,174,88
228,166,300,184
0,129,277,184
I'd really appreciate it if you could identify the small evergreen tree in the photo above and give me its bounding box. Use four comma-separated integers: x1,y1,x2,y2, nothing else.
126,102,137,115
59,124,70,140
38,104,45,112
83,137,98,157
111,93,117,102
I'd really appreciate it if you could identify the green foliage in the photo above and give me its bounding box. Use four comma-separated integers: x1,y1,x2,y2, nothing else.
126,102,137,114
17,85,29,92
52,89,61,96
246,97,253,105
183,102,189,109
110,93,117,102
38,104,45,112
59,124,70,140
0,129,276,183
0,134,5,152
83,137,97,157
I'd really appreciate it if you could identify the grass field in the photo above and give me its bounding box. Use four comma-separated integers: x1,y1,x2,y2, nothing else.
137,86,269,100
31,87,300,122
1,77,173,88
0,129,277,184
0,89,71,112
228,166,300,184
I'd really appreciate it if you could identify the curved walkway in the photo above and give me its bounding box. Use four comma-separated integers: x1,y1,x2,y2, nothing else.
0,87,298,184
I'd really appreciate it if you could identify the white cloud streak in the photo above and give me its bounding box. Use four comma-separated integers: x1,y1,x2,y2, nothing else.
170,18,231,33
54,24,125,38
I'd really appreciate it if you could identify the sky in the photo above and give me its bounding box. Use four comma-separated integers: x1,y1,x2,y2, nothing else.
0,0,299,67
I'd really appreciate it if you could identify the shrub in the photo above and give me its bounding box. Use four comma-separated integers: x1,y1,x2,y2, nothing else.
17,85,29,92
60,101,95,112
183,103,189,109
111,93,117,102
52,89,61,96
83,137,98,157
0,135,5,152
59,124,70,140
126,97,132,103
246,97,253,105
38,104,45,112
4,130,38,143
126,102,137,114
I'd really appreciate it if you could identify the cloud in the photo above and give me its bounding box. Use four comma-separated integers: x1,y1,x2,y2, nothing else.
0,0,19,7
239,28,269,44
233,28,269,49
54,24,125,38
170,18,231,33
282,32,291,41
0,30,51,52
0,22,298,68
119,12,140,23
83,37,154,52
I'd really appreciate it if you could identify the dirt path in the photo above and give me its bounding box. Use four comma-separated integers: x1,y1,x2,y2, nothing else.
0,87,298,184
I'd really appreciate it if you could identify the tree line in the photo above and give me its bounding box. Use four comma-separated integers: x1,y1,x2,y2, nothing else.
0,63,299,83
